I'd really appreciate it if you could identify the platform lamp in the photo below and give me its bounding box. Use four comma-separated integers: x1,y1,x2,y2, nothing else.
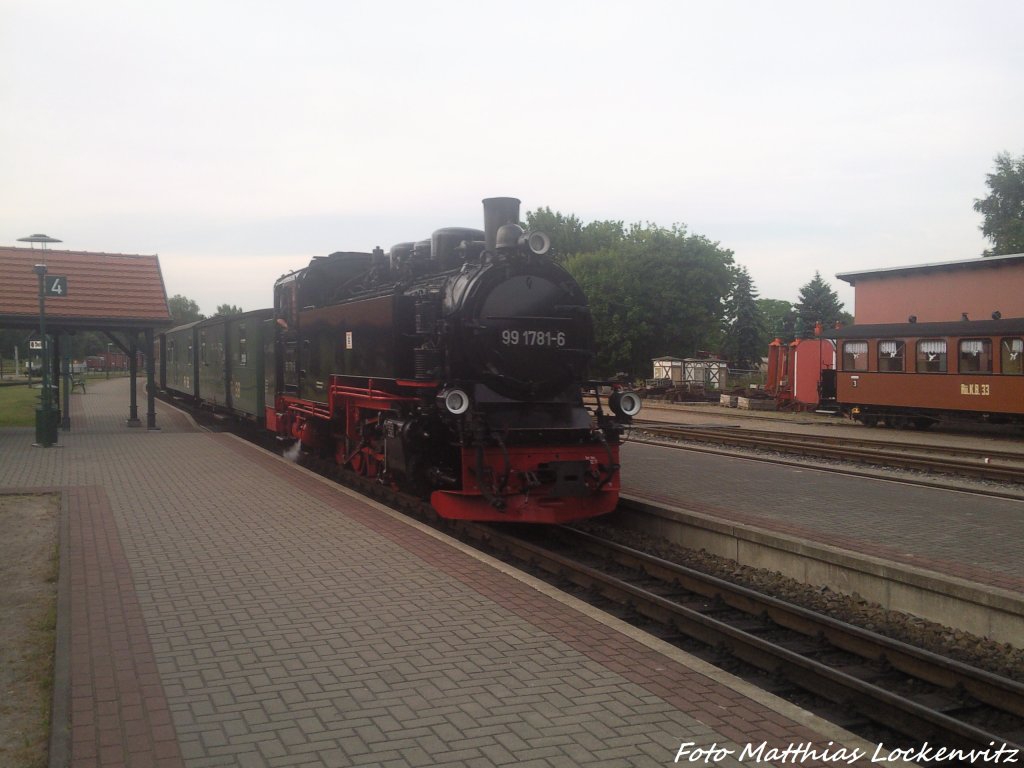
18,234,62,446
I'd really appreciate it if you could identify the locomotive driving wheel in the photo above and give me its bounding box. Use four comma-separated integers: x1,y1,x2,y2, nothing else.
336,412,384,478
348,444,382,478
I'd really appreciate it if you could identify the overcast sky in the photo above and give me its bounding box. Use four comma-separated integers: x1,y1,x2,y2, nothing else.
2,1,1022,317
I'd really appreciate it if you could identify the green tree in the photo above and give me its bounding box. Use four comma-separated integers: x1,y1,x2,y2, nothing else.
168,294,204,325
524,207,625,259
0,328,29,373
721,266,764,368
974,151,1024,256
757,298,795,342
793,272,846,338
215,304,244,316
565,223,735,377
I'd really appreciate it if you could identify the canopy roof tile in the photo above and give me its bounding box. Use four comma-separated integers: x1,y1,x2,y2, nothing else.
0,246,171,329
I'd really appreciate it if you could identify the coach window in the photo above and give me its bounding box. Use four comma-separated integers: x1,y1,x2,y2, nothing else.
842,341,868,371
958,338,992,374
916,339,947,373
200,331,207,366
1000,338,1023,375
239,323,247,366
877,340,904,372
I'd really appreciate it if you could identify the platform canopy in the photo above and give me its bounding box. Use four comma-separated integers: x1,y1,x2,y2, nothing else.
0,245,173,430
0,246,171,331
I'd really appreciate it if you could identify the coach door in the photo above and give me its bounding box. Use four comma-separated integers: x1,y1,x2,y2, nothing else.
819,369,837,402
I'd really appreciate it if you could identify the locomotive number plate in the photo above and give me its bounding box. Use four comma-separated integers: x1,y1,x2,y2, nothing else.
501,330,566,347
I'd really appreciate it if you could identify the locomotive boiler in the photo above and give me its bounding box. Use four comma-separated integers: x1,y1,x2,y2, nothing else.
261,197,640,522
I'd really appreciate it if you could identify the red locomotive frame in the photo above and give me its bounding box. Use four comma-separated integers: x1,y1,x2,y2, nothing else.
266,377,625,523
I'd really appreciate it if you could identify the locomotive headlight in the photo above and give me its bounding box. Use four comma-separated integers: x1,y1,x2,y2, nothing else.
609,390,642,418
440,388,471,415
521,231,552,256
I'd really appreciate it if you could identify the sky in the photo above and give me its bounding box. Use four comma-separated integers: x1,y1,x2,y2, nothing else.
2,0,1022,317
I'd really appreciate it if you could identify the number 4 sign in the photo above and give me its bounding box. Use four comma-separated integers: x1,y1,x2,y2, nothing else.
45,276,68,297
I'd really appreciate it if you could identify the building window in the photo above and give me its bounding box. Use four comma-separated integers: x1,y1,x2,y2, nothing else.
916,339,947,373
1001,338,1023,375
958,338,992,374
842,341,868,371
877,340,904,373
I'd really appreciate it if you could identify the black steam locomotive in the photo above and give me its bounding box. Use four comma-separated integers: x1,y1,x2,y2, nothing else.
160,197,640,523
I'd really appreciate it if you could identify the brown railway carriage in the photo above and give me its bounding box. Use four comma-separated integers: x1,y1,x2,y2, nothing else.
831,317,1024,427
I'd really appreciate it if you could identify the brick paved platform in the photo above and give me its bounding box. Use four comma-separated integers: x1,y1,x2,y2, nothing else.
0,379,869,767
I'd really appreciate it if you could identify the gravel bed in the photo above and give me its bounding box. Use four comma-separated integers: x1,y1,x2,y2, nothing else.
574,517,1024,683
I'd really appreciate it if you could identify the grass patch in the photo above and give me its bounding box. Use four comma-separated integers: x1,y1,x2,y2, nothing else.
0,373,132,427
0,385,42,428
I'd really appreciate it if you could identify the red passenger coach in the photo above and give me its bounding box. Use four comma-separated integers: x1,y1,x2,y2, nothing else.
831,317,1024,427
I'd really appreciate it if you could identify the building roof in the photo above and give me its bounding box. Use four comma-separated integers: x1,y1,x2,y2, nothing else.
836,252,1024,286
828,316,1024,339
0,246,171,330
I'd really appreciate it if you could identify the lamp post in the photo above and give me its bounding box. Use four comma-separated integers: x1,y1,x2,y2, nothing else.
19,234,63,447
33,263,56,446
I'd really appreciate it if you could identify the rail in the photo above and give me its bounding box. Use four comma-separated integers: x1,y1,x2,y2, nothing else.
632,422,1024,486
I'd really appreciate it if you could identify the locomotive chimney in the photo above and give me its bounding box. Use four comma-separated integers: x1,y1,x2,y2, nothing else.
482,197,521,252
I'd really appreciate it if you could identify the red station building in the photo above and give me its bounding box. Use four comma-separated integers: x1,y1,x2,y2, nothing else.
837,252,1024,325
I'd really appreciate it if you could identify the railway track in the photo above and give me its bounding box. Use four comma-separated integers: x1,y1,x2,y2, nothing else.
452,520,1024,752
632,421,1024,487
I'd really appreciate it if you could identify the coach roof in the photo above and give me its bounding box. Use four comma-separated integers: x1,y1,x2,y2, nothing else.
828,316,1024,339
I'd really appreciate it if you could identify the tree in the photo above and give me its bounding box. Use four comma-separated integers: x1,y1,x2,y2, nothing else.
973,152,1024,257
721,266,764,369
215,304,244,316
757,298,795,342
524,207,625,260
168,295,204,325
793,272,846,338
565,223,735,377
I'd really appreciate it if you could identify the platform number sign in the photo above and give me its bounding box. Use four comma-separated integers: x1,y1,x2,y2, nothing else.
44,275,68,297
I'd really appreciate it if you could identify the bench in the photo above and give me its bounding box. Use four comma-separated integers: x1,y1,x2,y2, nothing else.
71,375,87,394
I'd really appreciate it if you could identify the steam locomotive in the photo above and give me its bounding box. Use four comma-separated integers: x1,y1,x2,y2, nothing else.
159,197,641,523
